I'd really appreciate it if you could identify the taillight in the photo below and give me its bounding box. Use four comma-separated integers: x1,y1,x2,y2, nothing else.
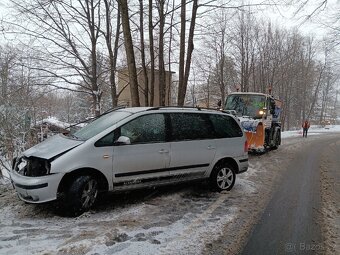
244,140,248,152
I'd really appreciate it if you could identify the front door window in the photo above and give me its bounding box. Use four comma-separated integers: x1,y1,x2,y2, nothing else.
120,114,166,144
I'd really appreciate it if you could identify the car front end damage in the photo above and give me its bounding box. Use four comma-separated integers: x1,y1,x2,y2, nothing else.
10,156,63,203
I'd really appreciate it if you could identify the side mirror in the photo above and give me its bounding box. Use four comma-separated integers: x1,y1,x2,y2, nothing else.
217,100,222,107
114,136,131,145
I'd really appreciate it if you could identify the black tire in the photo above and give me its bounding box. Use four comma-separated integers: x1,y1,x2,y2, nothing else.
64,175,98,217
272,131,281,150
210,163,236,192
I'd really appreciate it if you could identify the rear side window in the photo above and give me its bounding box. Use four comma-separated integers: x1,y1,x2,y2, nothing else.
209,114,243,138
170,113,213,141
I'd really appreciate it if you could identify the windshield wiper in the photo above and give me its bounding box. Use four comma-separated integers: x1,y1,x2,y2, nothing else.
65,106,127,131
66,133,80,140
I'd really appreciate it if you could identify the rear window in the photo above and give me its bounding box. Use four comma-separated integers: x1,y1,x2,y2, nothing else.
209,114,243,138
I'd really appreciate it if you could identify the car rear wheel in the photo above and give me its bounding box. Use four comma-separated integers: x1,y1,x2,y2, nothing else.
210,163,236,192
64,175,98,216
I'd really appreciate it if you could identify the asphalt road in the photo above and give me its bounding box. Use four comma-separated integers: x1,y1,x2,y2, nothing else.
241,135,340,255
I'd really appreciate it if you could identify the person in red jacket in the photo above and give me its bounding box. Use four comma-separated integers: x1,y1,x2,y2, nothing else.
302,120,310,138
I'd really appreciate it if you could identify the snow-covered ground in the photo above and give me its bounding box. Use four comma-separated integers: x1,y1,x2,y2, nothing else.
281,125,340,138
0,126,339,255
0,179,251,255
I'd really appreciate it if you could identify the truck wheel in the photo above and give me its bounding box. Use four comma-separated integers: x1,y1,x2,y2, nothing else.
272,132,280,150
210,163,236,192
64,175,98,217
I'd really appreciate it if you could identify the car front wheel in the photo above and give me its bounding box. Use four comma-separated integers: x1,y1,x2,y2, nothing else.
64,175,98,216
210,163,236,192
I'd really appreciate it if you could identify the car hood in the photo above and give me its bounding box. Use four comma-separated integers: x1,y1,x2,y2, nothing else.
23,134,84,160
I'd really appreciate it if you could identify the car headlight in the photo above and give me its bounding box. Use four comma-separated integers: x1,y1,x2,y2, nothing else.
15,156,51,177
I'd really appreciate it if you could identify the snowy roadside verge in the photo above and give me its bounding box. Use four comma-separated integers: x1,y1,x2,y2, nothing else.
281,125,340,139
0,166,262,255
319,139,340,255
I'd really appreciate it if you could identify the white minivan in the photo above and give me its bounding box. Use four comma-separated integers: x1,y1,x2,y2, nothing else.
10,107,248,216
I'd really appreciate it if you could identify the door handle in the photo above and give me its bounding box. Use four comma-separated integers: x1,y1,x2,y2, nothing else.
159,149,169,154
207,145,216,150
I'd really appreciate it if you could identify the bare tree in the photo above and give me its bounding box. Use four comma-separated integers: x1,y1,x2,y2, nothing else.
0,46,16,101
156,0,166,106
177,0,186,106
177,0,199,106
182,0,199,105
118,0,140,106
234,8,255,92
148,0,156,106
0,45,56,165
139,0,149,106
9,0,107,116
103,0,121,107
177,0,198,106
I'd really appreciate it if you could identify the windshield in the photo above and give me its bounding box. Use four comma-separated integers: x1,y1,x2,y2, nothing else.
73,111,132,140
225,94,266,117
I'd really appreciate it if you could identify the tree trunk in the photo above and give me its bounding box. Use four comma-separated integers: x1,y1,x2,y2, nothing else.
158,0,166,106
104,0,120,107
87,0,100,116
1,63,9,100
307,64,324,120
118,0,140,107
167,0,175,105
139,0,149,106
177,0,186,106
148,0,155,106
219,30,226,105
181,0,198,106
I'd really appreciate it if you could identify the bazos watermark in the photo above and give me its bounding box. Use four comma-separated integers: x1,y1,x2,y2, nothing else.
285,242,324,253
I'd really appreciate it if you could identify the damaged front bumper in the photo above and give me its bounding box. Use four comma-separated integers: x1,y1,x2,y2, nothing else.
10,157,64,203
10,170,63,203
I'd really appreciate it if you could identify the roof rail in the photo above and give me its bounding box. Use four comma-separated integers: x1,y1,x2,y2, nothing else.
145,105,221,112
100,105,127,116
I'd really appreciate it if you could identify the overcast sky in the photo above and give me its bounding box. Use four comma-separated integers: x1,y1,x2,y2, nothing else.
260,0,339,38
0,0,338,41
